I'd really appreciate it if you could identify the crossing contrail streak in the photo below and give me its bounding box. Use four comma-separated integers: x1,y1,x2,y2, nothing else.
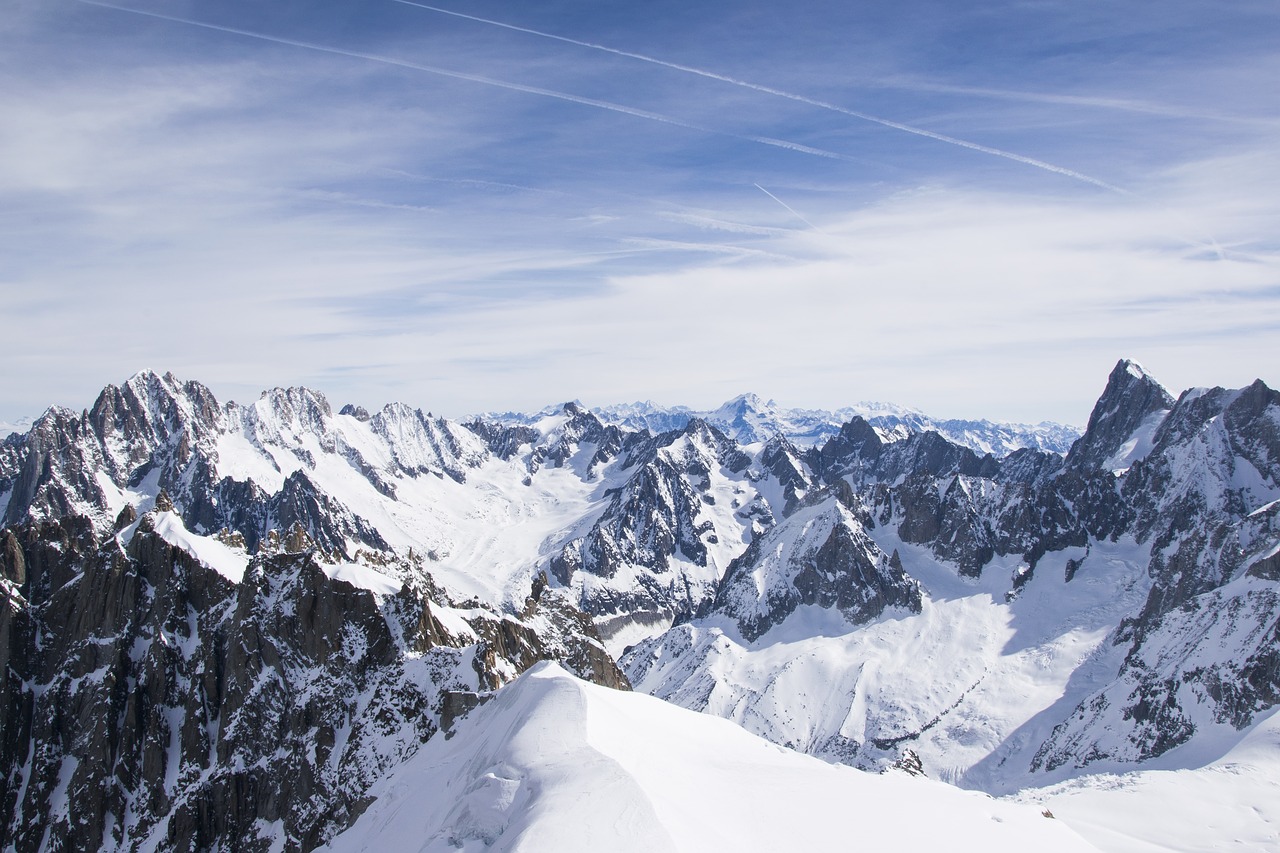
394,0,1125,193
77,0,874,167
754,184,823,233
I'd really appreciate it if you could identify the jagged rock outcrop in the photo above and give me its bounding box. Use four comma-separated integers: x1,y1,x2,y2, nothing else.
548,419,754,626
622,360,1280,784
1029,378,1280,770
1064,359,1174,473
712,496,921,641
5,361,1280,817
0,372,488,555
756,434,812,517
811,416,884,481
1122,379,1280,624
0,515,626,852
466,403,637,478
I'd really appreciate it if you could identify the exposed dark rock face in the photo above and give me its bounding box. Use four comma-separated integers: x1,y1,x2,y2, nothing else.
6,361,1280,810
811,416,883,481
995,447,1063,488
757,435,812,517
465,420,541,462
713,497,921,642
800,360,1174,583
889,748,926,777
1121,380,1280,630
466,403,638,477
0,373,486,552
874,431,999,483
1033,579,1280,772
548,419,750,623
624,360,1280,779
551,455,705,584
1064,359,1174,473
812,422,996,487
0,517,625,852
1031,378,1280,771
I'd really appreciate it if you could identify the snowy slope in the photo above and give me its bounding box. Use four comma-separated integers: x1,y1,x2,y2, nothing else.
6,362,1280,853
124,509,250,583
626,536,1154,781
321,663,1098,853
624,360,1280,802
0,374,808,649
1020,706,1280,853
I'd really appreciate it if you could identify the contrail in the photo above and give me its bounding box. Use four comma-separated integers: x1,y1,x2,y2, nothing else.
869,78,1280,128
754,184,823,233
394,0,1124,193
76,0,875,167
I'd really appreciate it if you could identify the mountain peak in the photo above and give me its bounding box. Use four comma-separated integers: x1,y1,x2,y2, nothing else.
1119,358,1152,381
125,367,162,383
1066,359,1175,471
722,392,766,411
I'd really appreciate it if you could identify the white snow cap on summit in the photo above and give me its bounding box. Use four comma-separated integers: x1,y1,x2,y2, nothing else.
1122,359,1152,380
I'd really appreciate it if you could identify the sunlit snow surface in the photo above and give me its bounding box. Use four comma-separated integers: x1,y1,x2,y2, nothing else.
22,372,1280,851
622,535,1280,851
121,511,250,583
1019,708,1280,852
625,532,1154,785
320,663,1098,853
206,402,622,609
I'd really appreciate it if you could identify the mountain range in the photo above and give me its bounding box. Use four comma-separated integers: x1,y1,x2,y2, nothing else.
482,392,1081,455
2,359,1277,851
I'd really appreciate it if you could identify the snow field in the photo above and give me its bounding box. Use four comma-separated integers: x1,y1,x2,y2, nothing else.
322,663,1100,853
628,535,1156,790
1020,706,1280,852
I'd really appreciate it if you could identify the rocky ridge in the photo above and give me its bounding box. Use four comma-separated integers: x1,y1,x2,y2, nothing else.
491,393,1081,455
0,505,623,852
623,360,1280,780
2,360,1279,849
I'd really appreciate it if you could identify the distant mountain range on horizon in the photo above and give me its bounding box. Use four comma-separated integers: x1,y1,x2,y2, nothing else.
2,359,1278,851
480,391,1082,456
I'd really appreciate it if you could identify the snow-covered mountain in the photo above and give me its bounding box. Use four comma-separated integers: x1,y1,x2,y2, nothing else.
623,360,1280,792
487,392,1081,455
320,662,1097,853
2,360,1279,851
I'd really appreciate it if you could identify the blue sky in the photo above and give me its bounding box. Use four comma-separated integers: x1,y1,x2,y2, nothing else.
2,0,1278,425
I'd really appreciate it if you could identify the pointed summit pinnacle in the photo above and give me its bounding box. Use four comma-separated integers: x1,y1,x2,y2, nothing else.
1066,359,1174,471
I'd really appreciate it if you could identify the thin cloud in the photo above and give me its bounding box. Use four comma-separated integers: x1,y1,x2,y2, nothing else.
659,212,793,237
619,237,784,261
869,78,1280,128
376,168,565,196
393,0,1125,192
4,0,1277,427
76,0,881,168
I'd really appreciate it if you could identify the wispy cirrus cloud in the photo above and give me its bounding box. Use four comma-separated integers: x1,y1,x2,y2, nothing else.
1,0,1277,422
